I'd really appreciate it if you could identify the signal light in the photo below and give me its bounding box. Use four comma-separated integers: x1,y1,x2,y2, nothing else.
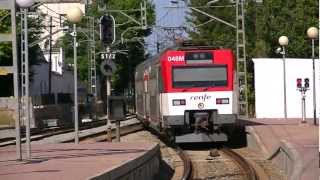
304,78,309,88
296,78,302,88
172,99,186,106
216,98,229,104
100,15,115,45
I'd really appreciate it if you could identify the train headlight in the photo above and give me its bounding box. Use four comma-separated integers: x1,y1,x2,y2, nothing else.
172,99,186,106
216,98,229,104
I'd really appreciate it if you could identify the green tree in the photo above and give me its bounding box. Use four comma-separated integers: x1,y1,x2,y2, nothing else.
0,9,44,96
251,0,318,58
187,0,318,116
60,0,155,96
187,0,236,48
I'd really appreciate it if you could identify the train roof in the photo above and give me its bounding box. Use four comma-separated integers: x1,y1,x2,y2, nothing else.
136,44,224,70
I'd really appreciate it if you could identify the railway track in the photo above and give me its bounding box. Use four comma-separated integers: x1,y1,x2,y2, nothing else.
2,116,272,180
220,147,258,180
176,146,192,180
185,146,270,180
82,123,271,180
0,114,137,146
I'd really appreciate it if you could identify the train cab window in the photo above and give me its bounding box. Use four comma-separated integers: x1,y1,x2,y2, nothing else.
172,66,227,88
185,52,213,64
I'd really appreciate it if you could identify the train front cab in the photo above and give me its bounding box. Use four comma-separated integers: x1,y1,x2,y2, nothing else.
162,95,237,143
161,49,237,143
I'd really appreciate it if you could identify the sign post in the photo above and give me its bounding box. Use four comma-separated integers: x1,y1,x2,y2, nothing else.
100,47,117,141
297,78,310,124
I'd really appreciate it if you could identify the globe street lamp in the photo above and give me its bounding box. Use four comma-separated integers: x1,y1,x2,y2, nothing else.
307,27,318,125
16,0,34,8
66,7,83,144
279,35,289,119
16,0,34,159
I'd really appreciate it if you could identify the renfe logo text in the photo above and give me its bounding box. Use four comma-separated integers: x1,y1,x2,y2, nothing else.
168,56,184,62
190,94,212,102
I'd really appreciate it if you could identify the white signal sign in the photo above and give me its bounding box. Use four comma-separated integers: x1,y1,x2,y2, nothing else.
101,53,116,60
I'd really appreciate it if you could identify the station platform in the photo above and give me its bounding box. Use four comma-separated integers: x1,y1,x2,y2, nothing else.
243,118,319,180
0,142,160,180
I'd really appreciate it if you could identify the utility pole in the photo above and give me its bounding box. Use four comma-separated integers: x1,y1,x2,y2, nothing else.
20,7,31,159
236,0,248,117
48,16,53,94
184,0,248,116
0,0,22,160
88,17,97,99
88,16,97,120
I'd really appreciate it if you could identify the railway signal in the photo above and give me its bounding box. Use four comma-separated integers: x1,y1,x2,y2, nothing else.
100,15,116,45
296,78,302,88
100,60,116,76
304,78,309,88
296,77,310,123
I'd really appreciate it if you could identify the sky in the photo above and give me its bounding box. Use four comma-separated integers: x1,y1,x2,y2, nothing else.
146,0,188,54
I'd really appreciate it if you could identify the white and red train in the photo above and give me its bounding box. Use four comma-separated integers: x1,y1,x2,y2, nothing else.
135,44,237,143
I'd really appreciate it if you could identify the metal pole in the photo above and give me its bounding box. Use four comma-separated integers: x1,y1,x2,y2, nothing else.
282,46,287,119
12,1,22,160
24,8,31,159
106,76,112,142
106,76,110,120
73,24,79,144
48,16,52,94
116,120,120,142
302,91,306,123
311,39,317,125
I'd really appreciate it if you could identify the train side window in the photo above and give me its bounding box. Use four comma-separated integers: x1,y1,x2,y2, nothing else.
158,67,163,92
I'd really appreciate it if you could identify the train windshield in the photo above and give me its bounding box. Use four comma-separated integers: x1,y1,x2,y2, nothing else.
172,66,227,88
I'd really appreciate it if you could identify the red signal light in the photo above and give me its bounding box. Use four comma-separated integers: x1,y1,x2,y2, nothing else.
296,78,302,88
172,99,186,106
216,98,229,104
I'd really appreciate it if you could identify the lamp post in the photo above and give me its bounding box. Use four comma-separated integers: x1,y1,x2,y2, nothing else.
279,35,289,119
66,7,83,144
16,0,34,159
307,27,318,125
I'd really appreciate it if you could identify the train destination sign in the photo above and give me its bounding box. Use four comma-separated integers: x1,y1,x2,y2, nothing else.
168,55,184,62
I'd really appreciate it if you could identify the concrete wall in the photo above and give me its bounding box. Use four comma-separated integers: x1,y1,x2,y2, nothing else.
0,97,35,128
92,144,160,180
253,58,320,118
30,62,75,96
0,98,16,127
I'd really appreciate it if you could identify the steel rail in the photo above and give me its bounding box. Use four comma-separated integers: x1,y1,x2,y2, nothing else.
148,129,193,180
220,147,258,180
0,114,137,146
176,147,192,180
77,120,143,143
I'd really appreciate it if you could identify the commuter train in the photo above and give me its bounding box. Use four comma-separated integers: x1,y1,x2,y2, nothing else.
135,44,237,143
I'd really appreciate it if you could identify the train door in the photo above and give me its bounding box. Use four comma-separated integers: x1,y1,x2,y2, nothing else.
143,68,150,120
148,65,161,128
157,66,164,130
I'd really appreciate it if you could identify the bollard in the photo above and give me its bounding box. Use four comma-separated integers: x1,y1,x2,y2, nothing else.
106,124,112,142
116,120,120,142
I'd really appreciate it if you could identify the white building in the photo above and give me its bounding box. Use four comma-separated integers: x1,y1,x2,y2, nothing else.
28,2,87,98
38,2,85,75
253,58,320,119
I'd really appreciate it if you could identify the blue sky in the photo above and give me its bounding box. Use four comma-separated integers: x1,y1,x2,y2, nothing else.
146,0,188,54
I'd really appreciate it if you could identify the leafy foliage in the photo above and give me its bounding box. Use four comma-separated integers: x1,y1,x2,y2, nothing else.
187,0,318,116
60,0,155,95
0,9,44,96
